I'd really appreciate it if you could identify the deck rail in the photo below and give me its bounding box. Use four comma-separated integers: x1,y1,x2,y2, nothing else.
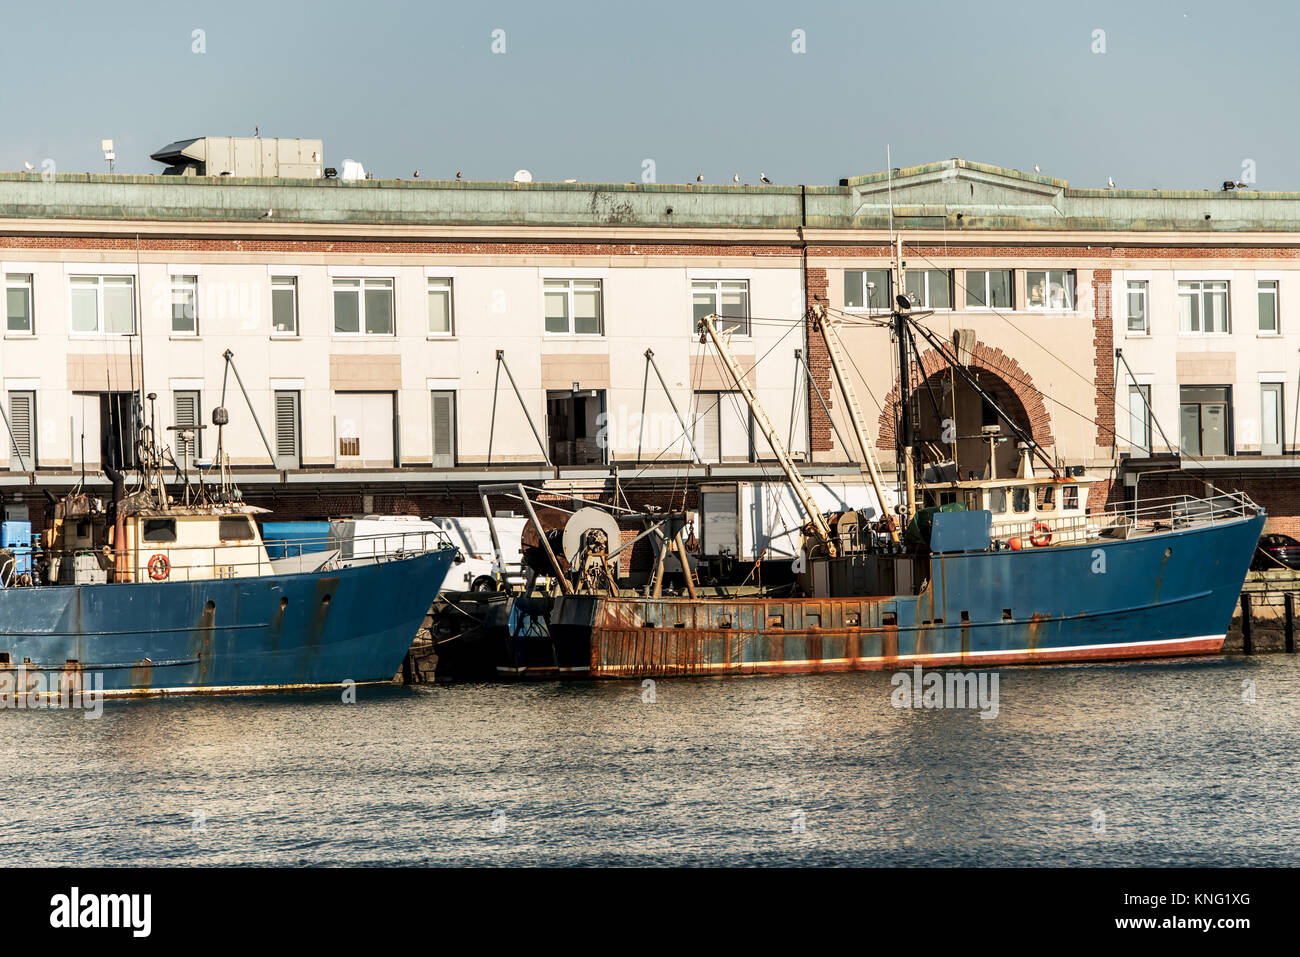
30,529,459,585
990,492,1260,546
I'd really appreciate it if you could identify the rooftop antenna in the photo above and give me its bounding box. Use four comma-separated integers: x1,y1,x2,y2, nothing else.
886,144,893,240
101,139,115,174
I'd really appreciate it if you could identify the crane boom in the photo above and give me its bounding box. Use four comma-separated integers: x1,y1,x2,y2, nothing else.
814,306,900,543
697,314,837,557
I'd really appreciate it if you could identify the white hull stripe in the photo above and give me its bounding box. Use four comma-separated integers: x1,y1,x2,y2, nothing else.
499,635,1226,674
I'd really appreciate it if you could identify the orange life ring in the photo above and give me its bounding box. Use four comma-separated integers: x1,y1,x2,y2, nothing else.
148,553,170,580
1029,523,1052,547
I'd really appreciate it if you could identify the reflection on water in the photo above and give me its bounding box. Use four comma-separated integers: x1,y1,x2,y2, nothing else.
2,654,1297,866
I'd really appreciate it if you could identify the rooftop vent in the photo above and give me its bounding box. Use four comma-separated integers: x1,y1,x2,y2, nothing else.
151,137,324,178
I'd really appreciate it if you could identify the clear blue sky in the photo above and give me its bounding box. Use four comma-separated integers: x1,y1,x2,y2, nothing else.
0,0,1292,189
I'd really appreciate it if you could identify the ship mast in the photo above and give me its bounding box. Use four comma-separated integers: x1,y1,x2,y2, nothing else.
893,234,918,525
697,313,838,558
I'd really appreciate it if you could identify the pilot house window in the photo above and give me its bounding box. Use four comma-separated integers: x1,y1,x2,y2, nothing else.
142,518,177,542
219,517,255,541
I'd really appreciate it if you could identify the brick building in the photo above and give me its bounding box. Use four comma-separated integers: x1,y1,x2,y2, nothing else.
2,152,1299,551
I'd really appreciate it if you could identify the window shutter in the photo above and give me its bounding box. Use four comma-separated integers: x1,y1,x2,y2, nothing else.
274,391,300,468
719,393,751,461
431,391,455,468
8,392,32,467
174,392,199,460
693,393,720,463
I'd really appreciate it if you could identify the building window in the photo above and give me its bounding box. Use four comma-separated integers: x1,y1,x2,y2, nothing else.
692,280,749,336
334,392,396,467
691,391,753,462
274,390,300,469
1128,384,1151,457
1258,280,1279,334
1126,281,1148,334
6,274,32,334
904,269,952,309
1262,382,1284,455
171,275,198,335
173,391,201,462
844,269,890,310
6,391,34,470
1179,385,1232,456
333,278,394,335
431,390,456,467
69,275,135,335
546,389,606,465
544,279,603,336
1178,280,1229,334
963,270,1013,309
271,276,298,336
428,278,454,336
1026,270,1076,309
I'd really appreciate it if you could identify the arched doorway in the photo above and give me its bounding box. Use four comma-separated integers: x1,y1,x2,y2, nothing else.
910,369,1034,480
876,338,1056,480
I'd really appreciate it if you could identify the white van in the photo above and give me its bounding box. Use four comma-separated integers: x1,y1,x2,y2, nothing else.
329,515,527,593
432,516,528,591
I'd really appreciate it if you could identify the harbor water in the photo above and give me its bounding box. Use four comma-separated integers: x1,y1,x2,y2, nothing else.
2,653,1298,866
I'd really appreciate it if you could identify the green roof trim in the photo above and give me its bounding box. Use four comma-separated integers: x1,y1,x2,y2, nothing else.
3,158,1300,233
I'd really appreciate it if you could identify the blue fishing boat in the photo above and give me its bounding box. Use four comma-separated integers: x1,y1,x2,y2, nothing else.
541,493,1264,677
0,388,456,700
474,275,1265,679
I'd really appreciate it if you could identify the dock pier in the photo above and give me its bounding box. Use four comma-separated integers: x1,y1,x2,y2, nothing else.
1227,571,1300,654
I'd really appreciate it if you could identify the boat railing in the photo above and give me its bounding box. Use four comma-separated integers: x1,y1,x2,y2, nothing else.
991,512,1094,544
988,492,1259,546
42,529,459,584
1093,492,1259,531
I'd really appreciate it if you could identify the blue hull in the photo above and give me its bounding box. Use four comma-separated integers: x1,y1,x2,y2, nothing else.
0,549,456,696
526,513,1266,678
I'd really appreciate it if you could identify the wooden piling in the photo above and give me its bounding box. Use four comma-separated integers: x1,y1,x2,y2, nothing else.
1240,594,1253,655
1287,593,1296,654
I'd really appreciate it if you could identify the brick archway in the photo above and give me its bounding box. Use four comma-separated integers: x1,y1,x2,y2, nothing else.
876,340,1055,450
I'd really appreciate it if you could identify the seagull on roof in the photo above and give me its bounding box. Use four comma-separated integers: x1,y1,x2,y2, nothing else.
1033,164,1041,173
696,174,704,182
23,161,34,171
1107,176,1116,188
759,173,772,184
733,174,740,183
455,171,463,181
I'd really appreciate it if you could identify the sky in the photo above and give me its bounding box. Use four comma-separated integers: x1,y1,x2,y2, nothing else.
0,0,1294,190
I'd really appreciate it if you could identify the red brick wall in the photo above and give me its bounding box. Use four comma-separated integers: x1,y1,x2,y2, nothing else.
1092,269,1115,447
804,267,834,452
